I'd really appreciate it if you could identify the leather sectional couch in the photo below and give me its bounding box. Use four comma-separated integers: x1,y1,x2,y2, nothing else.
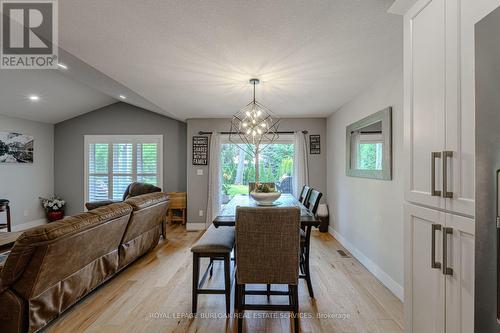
0,192,169,333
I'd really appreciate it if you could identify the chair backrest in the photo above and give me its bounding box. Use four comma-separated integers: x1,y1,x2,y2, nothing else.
299,185,311,204
122,182,162,201
235,207,300,285
279,176,293,194
306,190,323,215
248,182,276,193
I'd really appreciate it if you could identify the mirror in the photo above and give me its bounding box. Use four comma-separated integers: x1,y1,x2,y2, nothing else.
346,107,392,180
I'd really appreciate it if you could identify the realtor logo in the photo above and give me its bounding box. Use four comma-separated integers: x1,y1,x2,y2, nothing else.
1,0,58,69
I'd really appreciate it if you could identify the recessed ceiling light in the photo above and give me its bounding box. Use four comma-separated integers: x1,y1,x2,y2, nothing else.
57,63,68,70
119,95,126,100
29,95,40,101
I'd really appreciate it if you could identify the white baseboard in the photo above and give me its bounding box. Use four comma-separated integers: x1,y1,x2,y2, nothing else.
186,222,206,231
11,218,47,231
329,226,404,301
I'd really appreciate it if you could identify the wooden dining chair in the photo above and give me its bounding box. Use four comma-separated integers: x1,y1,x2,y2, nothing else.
298,186,311,205
235,206,301,333
300,189,322,298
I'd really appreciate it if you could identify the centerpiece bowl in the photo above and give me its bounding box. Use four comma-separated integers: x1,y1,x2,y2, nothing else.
250,191,282,206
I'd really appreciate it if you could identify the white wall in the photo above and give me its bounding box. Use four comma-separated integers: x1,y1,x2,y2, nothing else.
0,115,54,228
326,65,404,299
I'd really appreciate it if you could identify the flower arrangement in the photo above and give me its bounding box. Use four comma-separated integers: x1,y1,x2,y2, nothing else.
40,196,66,212
254,183,277,193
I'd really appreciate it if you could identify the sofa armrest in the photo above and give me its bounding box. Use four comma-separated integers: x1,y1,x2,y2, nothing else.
85,200,120,211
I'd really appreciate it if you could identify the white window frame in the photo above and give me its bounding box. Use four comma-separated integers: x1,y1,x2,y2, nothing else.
84,135,163,208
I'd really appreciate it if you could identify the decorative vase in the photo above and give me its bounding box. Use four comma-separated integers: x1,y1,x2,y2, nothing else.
47,210,64,222
249,191,282,206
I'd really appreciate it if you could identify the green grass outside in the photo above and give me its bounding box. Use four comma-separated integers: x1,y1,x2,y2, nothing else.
227,184,248,196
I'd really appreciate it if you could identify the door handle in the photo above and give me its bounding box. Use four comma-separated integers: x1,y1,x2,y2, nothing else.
431,224,442,269
431,152,442,197
496,170,500,229
442,151,453,198
442,227,453,275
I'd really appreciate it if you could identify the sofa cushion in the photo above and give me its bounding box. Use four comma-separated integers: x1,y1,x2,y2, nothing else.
124,192,169,211
191,225,235,254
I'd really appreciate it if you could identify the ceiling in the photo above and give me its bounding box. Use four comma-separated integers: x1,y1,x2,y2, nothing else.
0,69,116,124
0,0,402,123
55,0,402,121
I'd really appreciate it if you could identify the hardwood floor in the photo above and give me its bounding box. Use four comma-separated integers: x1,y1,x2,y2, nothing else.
46,224,403,333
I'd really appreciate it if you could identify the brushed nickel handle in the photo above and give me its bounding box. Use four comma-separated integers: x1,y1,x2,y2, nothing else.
431,224,442,269
442,151,453,198
431,152,442,197
496,170,500,229
442,227,453,275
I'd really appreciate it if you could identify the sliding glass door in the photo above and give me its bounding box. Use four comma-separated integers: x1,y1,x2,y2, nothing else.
219,137,294,206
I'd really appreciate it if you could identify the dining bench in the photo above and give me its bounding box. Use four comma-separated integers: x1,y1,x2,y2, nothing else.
191,225,235,315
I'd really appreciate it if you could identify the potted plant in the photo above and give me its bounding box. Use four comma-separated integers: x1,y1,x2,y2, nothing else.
250,183,281,206
40,196,66,222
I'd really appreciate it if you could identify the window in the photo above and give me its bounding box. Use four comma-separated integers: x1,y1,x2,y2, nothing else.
84,135,163,203
220,135,294,206
356,133,383,170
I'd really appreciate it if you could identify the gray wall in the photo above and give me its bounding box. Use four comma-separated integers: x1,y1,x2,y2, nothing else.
186,118,327,227
0,114,54,228
326,65,404,299
55,102,187,215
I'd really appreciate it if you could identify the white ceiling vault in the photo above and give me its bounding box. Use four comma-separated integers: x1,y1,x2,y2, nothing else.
56,0,402,121
0,0,402,124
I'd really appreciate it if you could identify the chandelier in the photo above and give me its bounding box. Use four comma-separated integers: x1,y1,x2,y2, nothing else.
229,78,280,157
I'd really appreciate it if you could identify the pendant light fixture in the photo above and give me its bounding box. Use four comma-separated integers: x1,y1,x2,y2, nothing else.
229,79,280,182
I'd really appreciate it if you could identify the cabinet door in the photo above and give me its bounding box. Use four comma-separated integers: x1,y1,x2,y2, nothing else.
442,0,477,217
444,213,474,333
404,0,446,210
405,204,446,333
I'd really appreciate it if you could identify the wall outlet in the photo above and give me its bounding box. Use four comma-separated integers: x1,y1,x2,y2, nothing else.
197,169,203,176
198,210,204,217
23,210,29,217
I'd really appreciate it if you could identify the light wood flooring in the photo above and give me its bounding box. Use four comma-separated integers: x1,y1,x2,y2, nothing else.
46,224,403,333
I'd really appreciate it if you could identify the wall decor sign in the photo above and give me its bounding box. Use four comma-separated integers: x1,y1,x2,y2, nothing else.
192,136,209,165
0,131,34,163
309,135,320,154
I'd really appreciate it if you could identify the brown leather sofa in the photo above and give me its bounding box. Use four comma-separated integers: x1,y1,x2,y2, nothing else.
0,192,169,333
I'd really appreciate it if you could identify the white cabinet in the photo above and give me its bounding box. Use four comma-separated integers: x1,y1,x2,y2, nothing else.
404,0,446,211
404,0,477,217
404,204,445,333
404,204,474,333
445,213,475,333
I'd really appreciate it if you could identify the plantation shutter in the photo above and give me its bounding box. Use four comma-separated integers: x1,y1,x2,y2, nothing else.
85,136,162,204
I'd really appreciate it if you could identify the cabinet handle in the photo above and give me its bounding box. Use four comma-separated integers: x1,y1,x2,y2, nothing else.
431,152,442,197
496,170,500,229
431,224,442,269
442,151,453,198
442,227,453,275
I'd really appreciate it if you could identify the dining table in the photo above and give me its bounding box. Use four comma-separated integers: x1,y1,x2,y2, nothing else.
213,193,320,228
213,193,320,298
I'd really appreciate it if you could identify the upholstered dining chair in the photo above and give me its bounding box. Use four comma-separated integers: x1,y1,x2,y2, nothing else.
235,206,301,333
300,189,322,298
298,185,311,205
